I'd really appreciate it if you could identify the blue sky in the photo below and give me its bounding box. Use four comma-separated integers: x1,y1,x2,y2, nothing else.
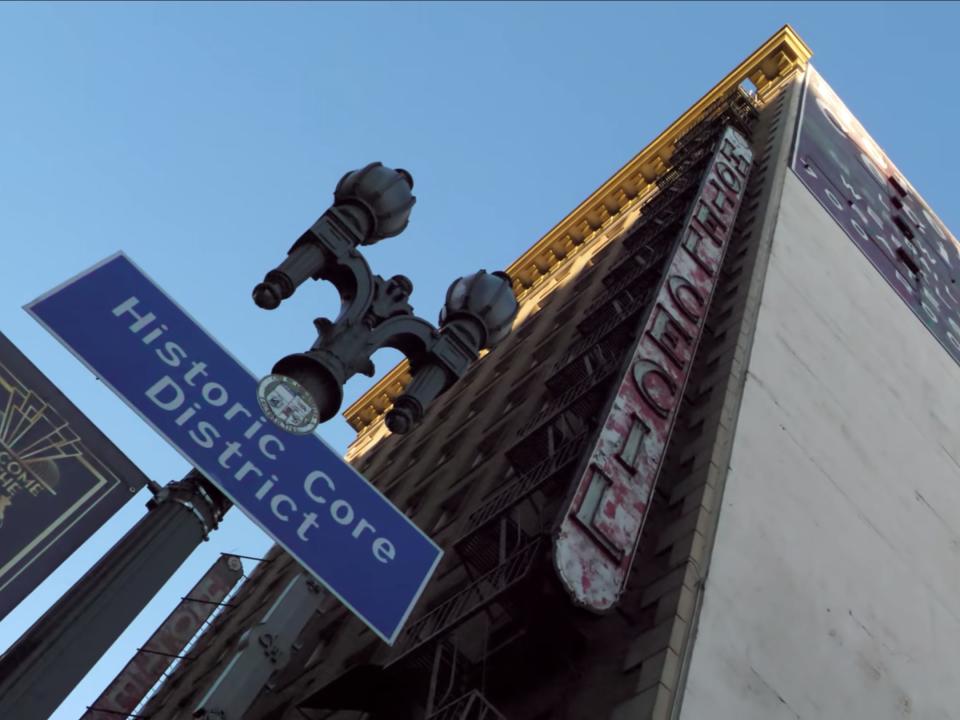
1,3,958,717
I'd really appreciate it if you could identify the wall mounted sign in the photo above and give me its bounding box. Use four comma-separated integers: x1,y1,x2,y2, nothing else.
553,126,753,610
0,332,146,622
792,65,960,359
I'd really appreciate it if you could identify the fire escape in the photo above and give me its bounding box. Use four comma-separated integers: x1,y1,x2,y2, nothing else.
301,90,757,720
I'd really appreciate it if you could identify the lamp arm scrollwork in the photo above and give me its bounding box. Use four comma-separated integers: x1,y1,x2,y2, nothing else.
253,163,518,436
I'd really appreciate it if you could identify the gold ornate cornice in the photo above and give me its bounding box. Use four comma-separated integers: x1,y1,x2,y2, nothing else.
343,25,811,442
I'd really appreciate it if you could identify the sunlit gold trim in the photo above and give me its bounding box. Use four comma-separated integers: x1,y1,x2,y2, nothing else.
343,25,811,446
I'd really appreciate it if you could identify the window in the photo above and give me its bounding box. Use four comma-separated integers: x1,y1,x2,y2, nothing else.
490,354,513,380
515,320,537,342
403,488,427,518
552,298,579,327
499,395,521,421
383,443,405,466
469,448,488,471
435,400,455,424
403,440,429,470
468,426,506,472
436,558,466,581
480,462,517,500
483,390,526,434
532,335,559,367
435,429,466,469
430,487,469,534
462,386,495,426
433,448,453,469
573,268,597,294
305,624,339,668
384,475,404,498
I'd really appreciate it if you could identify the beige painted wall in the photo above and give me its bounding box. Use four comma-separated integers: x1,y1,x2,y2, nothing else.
679,171,960,720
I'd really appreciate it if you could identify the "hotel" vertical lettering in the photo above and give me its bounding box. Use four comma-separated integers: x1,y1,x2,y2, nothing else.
554,126,754,610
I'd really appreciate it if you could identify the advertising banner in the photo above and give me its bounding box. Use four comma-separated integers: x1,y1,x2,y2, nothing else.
792,65,960,360
0,332,146,622
83,554,243,720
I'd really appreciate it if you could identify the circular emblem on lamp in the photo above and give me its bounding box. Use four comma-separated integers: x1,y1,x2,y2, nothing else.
256,374,320,435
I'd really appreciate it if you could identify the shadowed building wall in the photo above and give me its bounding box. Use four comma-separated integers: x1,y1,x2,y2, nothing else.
133,25,960,720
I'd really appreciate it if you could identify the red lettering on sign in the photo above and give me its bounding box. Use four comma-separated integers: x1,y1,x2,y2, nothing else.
554,126,753,611
646,304,693,370
615,414,651,475
632,358,677,419
668,275,706,323
573,468,627,560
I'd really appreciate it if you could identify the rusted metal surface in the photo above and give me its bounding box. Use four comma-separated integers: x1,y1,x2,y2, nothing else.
552,127,754,611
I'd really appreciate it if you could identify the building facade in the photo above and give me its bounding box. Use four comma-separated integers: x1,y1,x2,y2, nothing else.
135,25,960,720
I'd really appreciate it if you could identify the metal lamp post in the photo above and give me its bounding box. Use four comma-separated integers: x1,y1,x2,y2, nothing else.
0,470,230,719
179,165,522,720
252,162,518,435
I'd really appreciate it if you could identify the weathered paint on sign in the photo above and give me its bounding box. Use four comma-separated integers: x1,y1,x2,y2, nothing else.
792,65,960,361
553,126,753,610
83,554,243,719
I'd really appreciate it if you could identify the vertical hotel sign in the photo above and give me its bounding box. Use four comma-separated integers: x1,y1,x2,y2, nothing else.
792,66,960,358
553,127,752,610
84,554,243,720
0,332,146,621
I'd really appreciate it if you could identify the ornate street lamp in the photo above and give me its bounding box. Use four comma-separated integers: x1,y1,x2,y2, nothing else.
252,162,518,435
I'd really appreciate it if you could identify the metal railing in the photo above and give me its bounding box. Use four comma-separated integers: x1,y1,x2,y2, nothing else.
456,431,590,547
388,537,543,667
517,352,620,439
427,690,507,720
548,305,638,379
577,254,664,334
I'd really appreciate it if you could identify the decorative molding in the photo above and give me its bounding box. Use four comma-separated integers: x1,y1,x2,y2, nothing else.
342,25,812,444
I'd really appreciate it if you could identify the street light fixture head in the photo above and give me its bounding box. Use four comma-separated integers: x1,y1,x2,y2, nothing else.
395,168,414,189
270,352,343,425
334,162,417,245
252,162,416,311
255,165,518,437
252,282,283,310
440,270,519,349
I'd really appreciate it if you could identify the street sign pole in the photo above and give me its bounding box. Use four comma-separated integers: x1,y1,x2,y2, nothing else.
0,470,230,719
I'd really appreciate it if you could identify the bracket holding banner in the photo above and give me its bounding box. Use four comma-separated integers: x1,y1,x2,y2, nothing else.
193,574,325,720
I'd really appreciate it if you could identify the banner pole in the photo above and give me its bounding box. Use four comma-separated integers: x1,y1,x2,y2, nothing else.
0,470,229,720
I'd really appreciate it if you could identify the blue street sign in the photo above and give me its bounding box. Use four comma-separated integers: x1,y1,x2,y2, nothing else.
26,253,442,644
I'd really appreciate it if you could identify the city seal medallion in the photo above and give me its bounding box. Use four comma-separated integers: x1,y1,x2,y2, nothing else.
256,374,320,435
